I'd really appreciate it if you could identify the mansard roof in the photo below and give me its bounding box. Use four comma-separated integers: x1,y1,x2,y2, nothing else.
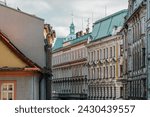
52,33,91,52
92,9,127,41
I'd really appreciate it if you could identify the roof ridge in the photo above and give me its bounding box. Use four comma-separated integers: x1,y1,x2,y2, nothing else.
94,9,127,24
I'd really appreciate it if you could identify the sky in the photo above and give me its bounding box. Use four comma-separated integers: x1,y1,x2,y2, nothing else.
4,0,128,37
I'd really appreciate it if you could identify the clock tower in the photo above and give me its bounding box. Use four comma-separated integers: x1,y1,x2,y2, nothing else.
70,22,75,35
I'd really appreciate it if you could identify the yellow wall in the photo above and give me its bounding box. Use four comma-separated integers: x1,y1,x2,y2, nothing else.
0,40,27,67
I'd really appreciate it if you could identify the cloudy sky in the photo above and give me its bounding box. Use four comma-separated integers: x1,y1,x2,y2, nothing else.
4,0,128,37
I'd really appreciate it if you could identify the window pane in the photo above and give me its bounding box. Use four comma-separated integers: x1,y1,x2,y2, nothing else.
8,93,13,100
8,85,13,91
2,85,7,91
2,92,7,100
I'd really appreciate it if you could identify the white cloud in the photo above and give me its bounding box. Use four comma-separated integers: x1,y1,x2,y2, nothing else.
55,26,68,37
5,0,128,37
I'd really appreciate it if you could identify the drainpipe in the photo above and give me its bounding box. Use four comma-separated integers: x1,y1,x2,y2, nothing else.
39,74,44,100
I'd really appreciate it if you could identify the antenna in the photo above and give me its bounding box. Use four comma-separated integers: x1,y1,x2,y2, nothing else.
92,12,93,25
87,18,90,29
105,5,107,16
82,17,83,30
71,11,74,23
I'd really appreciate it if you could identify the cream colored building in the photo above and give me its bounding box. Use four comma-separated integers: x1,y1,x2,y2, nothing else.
52,22,90,99
87,10,127,100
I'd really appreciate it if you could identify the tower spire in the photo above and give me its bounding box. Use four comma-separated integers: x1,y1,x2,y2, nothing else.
71,11,74,24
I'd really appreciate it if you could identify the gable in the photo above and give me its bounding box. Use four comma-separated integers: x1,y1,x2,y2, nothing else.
0,39,27,68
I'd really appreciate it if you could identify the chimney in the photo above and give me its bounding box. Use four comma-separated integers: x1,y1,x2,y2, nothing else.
86,27,90,34
76,32,79,38
80,31,83,36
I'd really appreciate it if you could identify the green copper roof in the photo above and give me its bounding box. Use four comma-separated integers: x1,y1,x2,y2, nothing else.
52,37,64,51
70,33,91,45
92,9,127,40
52,33,91,51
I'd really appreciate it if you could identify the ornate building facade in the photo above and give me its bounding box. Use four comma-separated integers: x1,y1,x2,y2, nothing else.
147,0,150,99
123,0,147,99
52,22,90,99
87,10,127,100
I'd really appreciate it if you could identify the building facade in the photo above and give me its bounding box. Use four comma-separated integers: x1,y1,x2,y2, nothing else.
87,10,127,100
146,0,150,99
52,22,90,99
123,0,147,99
0,31,41,100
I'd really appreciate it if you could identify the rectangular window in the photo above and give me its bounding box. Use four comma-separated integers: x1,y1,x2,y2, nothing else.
97,50,99,60
142,48,145,67
100,67,102,79
110,87,112,98
106,66,108,78
113,65,115,78
141,17,145,34
91,52,93,61
106,48,108,59
94,51,96,61
113,46,115,57
100,49,102,60
97,68,99,79
110,47,112,58
110,66,112,78
103,49,105,59
120,65,123,77
120,45,123,56
0,81,16,100
103,67,105,79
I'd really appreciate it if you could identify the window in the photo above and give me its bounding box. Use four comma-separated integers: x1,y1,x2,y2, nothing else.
106,66,108,78
97,50,99,60
0,81,16,100
141,17,145,34
113,46,115,57
120,45,123,56
97,68,99,79
142,48,145,67
91,52,93,61
100,67,102,79
103,67,105,79
120,65,123,77
110,87,112,98
103,48,105,59
113,65,115,78
110,47,112,58
100,49,102,60
106,48,108,59
94,51,96,61
110,66,112,78
88,52,90,61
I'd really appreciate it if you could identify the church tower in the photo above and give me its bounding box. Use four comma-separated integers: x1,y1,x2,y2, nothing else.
70,22,75,35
